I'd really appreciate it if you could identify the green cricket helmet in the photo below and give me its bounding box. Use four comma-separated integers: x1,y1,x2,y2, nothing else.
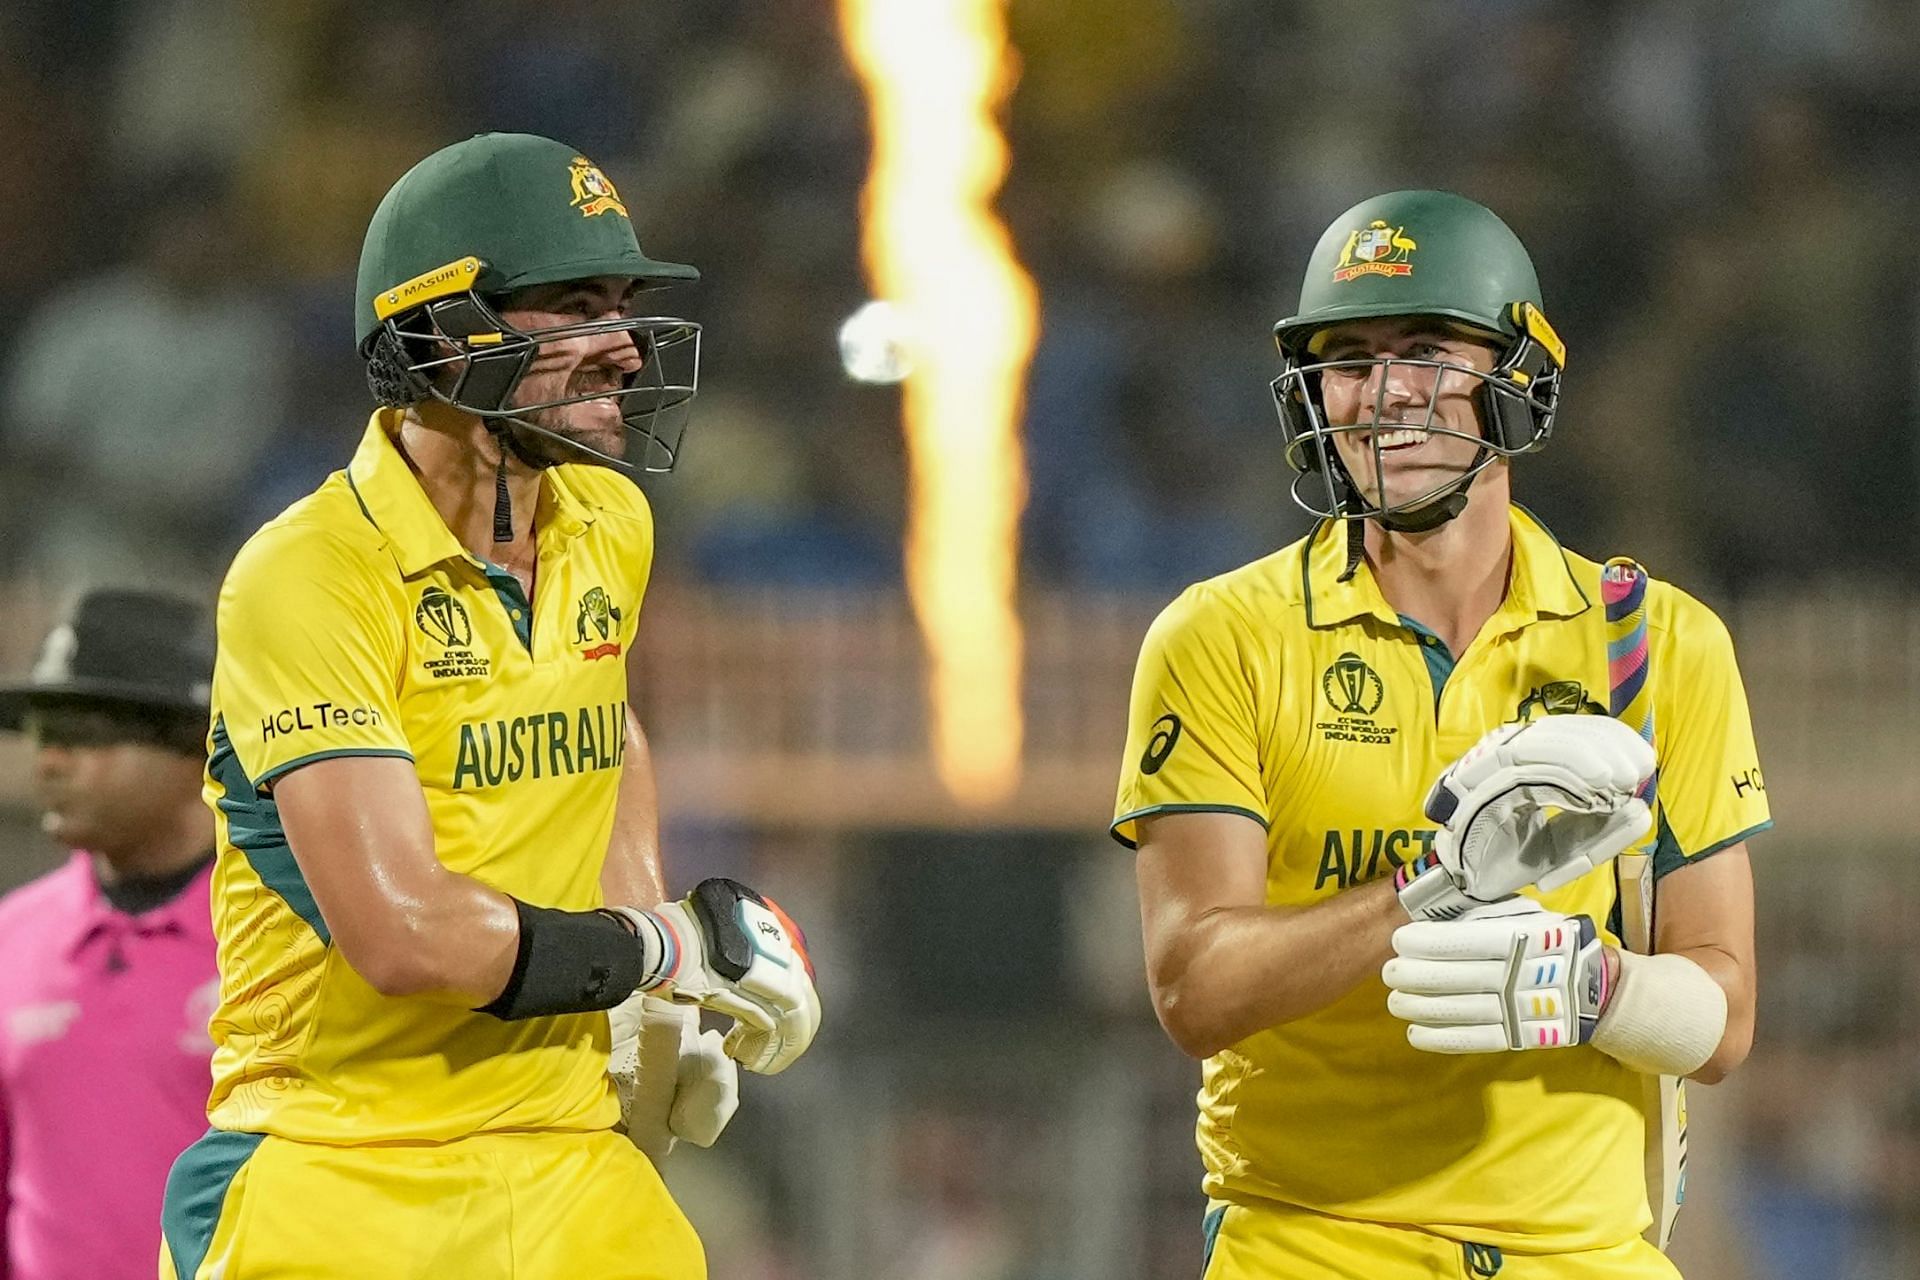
1270,190,1566,532
357,132,702,475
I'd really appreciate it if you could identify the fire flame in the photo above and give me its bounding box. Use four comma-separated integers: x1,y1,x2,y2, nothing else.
838,0,1039,806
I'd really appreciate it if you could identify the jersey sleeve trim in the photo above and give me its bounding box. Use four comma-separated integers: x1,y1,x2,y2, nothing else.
1109,803,1270,851
209,720,340,944
1652,817,1772,880
256,746,418,790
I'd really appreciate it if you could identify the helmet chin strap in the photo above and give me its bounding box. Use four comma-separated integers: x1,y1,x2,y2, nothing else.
492,448,514,545
1378,487,1470,533
486,420,556,545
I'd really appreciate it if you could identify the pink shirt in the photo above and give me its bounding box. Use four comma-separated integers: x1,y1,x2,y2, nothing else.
0,854,216,1280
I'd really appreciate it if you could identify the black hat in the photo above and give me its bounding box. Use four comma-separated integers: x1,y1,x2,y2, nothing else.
0,588,214,731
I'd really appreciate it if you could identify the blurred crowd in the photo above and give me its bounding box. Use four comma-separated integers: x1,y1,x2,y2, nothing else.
3,0,1918,1275
4,0,1917,599
1734,852,1920,1279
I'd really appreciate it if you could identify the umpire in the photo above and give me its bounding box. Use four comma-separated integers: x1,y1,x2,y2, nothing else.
0,589,218,1280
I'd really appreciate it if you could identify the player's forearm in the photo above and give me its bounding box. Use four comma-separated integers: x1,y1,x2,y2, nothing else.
350,866,523,1004
1641,849,1756,1084
1671,943,1753,1083
1148,879,1403,1058
276,758,522,1003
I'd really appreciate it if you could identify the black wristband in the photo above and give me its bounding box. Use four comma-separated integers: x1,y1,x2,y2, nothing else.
475,898,649,1021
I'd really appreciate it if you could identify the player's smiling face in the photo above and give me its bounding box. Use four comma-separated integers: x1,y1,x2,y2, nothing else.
497,275,647,463
1312,317,1498,511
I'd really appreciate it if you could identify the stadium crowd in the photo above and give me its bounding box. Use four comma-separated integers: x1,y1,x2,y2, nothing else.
1,1,1916,1276
4,1,1916,598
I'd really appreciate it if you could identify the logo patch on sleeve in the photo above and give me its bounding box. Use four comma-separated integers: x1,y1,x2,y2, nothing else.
1140,714,1182,775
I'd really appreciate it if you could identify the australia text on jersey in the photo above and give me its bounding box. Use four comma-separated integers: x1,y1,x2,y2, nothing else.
450,699,628,790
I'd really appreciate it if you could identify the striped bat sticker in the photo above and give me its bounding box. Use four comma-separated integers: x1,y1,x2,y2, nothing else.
1602,557,1686,1253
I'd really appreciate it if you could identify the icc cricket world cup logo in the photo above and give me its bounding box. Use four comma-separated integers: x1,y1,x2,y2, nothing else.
414,588,473,648
1322,652,1384,716
414,587,489,679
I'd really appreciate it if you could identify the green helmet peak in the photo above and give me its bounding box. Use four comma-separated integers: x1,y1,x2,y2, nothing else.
1274,190,1544,357
355,132,697,350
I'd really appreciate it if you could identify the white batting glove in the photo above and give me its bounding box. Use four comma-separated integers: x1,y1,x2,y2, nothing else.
610,878,822,1075
608,993,740,1162
1384,898,1613,1054
1395,717,1654,921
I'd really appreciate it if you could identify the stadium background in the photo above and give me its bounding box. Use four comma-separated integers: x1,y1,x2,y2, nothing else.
2,2,1916,1277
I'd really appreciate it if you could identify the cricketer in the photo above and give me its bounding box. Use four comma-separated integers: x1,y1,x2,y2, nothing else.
1114,191,1769,1279
158,133,821,1280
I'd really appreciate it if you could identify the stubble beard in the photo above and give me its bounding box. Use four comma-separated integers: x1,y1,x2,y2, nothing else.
506,394,629,467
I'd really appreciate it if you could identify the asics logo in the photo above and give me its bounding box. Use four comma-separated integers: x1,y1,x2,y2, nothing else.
1140,714,1182,775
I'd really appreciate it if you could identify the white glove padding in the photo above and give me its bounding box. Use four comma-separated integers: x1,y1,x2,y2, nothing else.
612,877,822,1075
1396,717,1654,921
608,994,740,1162
1384,898,1612,1054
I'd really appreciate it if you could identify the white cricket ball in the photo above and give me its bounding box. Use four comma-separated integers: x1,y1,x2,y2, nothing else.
837,299,915,384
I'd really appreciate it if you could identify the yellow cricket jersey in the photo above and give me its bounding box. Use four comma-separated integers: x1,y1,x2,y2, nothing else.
1112,506,1771,1252
202,407,651,1144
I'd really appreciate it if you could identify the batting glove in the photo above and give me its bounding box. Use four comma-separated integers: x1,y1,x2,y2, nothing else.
1384,898,1612,1054
1396,716,1654,921
608,993,740,1162
609,878,821,1075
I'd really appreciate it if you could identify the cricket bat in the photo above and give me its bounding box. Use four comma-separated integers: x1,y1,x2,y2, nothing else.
1602,557,1686,1253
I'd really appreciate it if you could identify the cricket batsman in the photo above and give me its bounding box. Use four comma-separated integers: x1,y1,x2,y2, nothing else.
158,132,821,1280
1114,190,1769,1278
